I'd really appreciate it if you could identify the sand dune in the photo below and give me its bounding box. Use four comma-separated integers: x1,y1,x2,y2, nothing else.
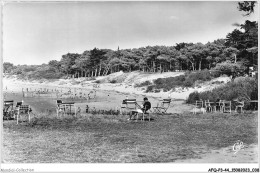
3,71,231,100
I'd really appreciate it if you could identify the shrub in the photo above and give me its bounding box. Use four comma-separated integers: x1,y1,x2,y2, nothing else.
95,80,101,83
110,79,117,83
89,77,96,81
183,80,193,87
213,61,246,77
135,80,152,87
186,77,258,109
184,70,212,86
152,70,214,91
211,81,223,85
145,85,155,93
154,78,165,86
210,70,221,78
186,91,200,104
163,88,168,92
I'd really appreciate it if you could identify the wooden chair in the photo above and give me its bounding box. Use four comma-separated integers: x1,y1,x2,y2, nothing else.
214,99,221,112
120,99,139,115
204,100,212,112
140,104,151,121
56,100,76,117
121,99,150,121
120,99,127,115
193,100,204,114
13,101,23,119
222,101,232,114
3,100,14,120
153,99,171,114
63,103,77,116
57,105,66,117
56,100,65,117
16,105,31,124
217,100,225,112
235,101,244,113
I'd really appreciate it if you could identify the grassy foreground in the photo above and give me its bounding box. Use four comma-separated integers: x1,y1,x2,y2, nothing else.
3,112,258,163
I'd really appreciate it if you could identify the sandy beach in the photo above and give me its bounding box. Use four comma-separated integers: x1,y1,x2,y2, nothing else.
2,74,258,163
2,72,231,114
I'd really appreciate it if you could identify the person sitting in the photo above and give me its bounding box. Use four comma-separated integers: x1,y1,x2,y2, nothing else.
128,97,151,120
142,97,151,113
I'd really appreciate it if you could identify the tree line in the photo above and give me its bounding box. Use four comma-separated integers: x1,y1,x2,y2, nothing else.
3,2,258,79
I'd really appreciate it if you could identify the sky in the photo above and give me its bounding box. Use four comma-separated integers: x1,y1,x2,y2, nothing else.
3,1,259,65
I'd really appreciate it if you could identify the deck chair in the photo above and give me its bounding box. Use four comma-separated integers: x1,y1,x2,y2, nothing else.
120,99,139,115
216,100,225,112
56,100,65,117
193,100,204,114
222,101,232,114
16,105,31,124
63,103,77,116
13,101,23,119
120,99,127,115
122,99,147,121
204,100,212,112
141,104,151,121
3,100,14,120
57,104,67,117
57,100,76,117
214,99,221,112
131,102,152,121
235,101,244,113
153,99,171,114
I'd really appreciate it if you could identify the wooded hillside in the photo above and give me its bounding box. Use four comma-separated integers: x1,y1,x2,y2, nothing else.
3,2,258,80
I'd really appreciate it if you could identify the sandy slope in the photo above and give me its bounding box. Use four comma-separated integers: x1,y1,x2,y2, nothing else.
3,71,231,101
2,72,232,115
2,72,233,115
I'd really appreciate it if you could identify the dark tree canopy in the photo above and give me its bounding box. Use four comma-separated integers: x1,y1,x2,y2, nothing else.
3,2,258,79
238,1,257,16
